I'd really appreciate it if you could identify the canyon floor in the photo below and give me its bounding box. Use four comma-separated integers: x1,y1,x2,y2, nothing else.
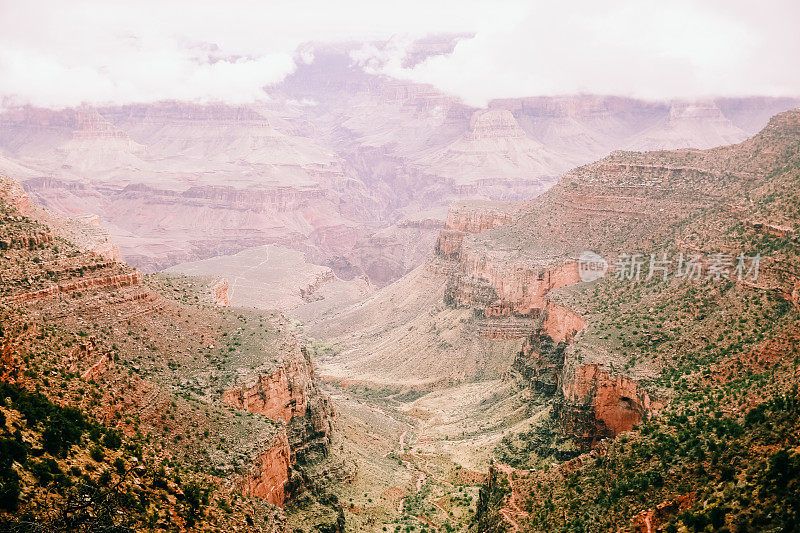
304,378,539,532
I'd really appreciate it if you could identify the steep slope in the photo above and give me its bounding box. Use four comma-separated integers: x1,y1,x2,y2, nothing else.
3,82,797,289
0,174,345,531
468,110,800,531
305,109,800,532
306,200,525,388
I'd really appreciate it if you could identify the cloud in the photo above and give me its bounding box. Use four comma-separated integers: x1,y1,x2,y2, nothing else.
380,0,800,106
0,45,296,109
0,2,300,108
0,0,797,109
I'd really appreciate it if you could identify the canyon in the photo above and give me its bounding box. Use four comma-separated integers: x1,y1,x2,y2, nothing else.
0,35,798,531
0,172,343,529
1,45,796,294
2,106,799,531
294,108,800,531
309,191,656,451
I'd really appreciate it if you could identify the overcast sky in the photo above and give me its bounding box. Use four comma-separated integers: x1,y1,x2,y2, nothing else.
1,0,798,108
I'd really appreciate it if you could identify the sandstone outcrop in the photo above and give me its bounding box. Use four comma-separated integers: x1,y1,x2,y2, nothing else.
555,364,654,449
626,100,747,151
69,213,123,262
0,230,53,250
510,300,653,450
224,344,335,504
210,277,231,306
451,254,581,316
511,331,567,395
435,201,518,260
5,271,142,304
0,173,33,215
542,303,585,343
435,201,583,316
238,429,292,507
224,356,315,424
76,337,114,380
466,109,528,141
432,197,655,450
435,200,569,322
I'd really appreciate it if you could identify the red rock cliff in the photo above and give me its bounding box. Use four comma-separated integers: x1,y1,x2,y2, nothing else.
224,344,335,505
238,429,292,507
452,251,581,316
542,303,585,343
437,199,655,450
224,357,310,424
435,200,518,260
556,364,655,449
436,201,583,319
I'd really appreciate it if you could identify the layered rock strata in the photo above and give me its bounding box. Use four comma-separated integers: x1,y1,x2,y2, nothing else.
555,364,654,448
435,199,654,449
238,430,292,507
5,271,142,303
224,346,335,505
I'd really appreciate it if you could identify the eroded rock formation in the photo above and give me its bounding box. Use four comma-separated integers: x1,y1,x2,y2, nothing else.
435,201,518,260
542,303,585,343
556,364,654,449
238,429,292,507
434,199,653,449
6,271,142,303
224,345,335,505
224,356,314,424
210,277,231,306
510,303,653,449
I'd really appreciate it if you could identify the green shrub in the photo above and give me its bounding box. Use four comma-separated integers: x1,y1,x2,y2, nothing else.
102,430,122,450
90,446,105,462
0,479,21,512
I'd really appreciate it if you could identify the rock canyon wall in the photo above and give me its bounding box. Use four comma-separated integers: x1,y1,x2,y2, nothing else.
224,345,335,505
3,71,795,289
433,199,656,449
1,172,337,516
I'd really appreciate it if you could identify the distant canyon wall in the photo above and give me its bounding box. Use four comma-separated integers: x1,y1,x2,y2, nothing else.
8,93,795,289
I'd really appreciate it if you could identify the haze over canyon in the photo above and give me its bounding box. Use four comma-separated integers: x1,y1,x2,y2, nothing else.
1,4,800,533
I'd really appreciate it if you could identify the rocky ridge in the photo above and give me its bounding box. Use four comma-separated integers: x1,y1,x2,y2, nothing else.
0,173,343,529
3,66,797,288
469,109,800,531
